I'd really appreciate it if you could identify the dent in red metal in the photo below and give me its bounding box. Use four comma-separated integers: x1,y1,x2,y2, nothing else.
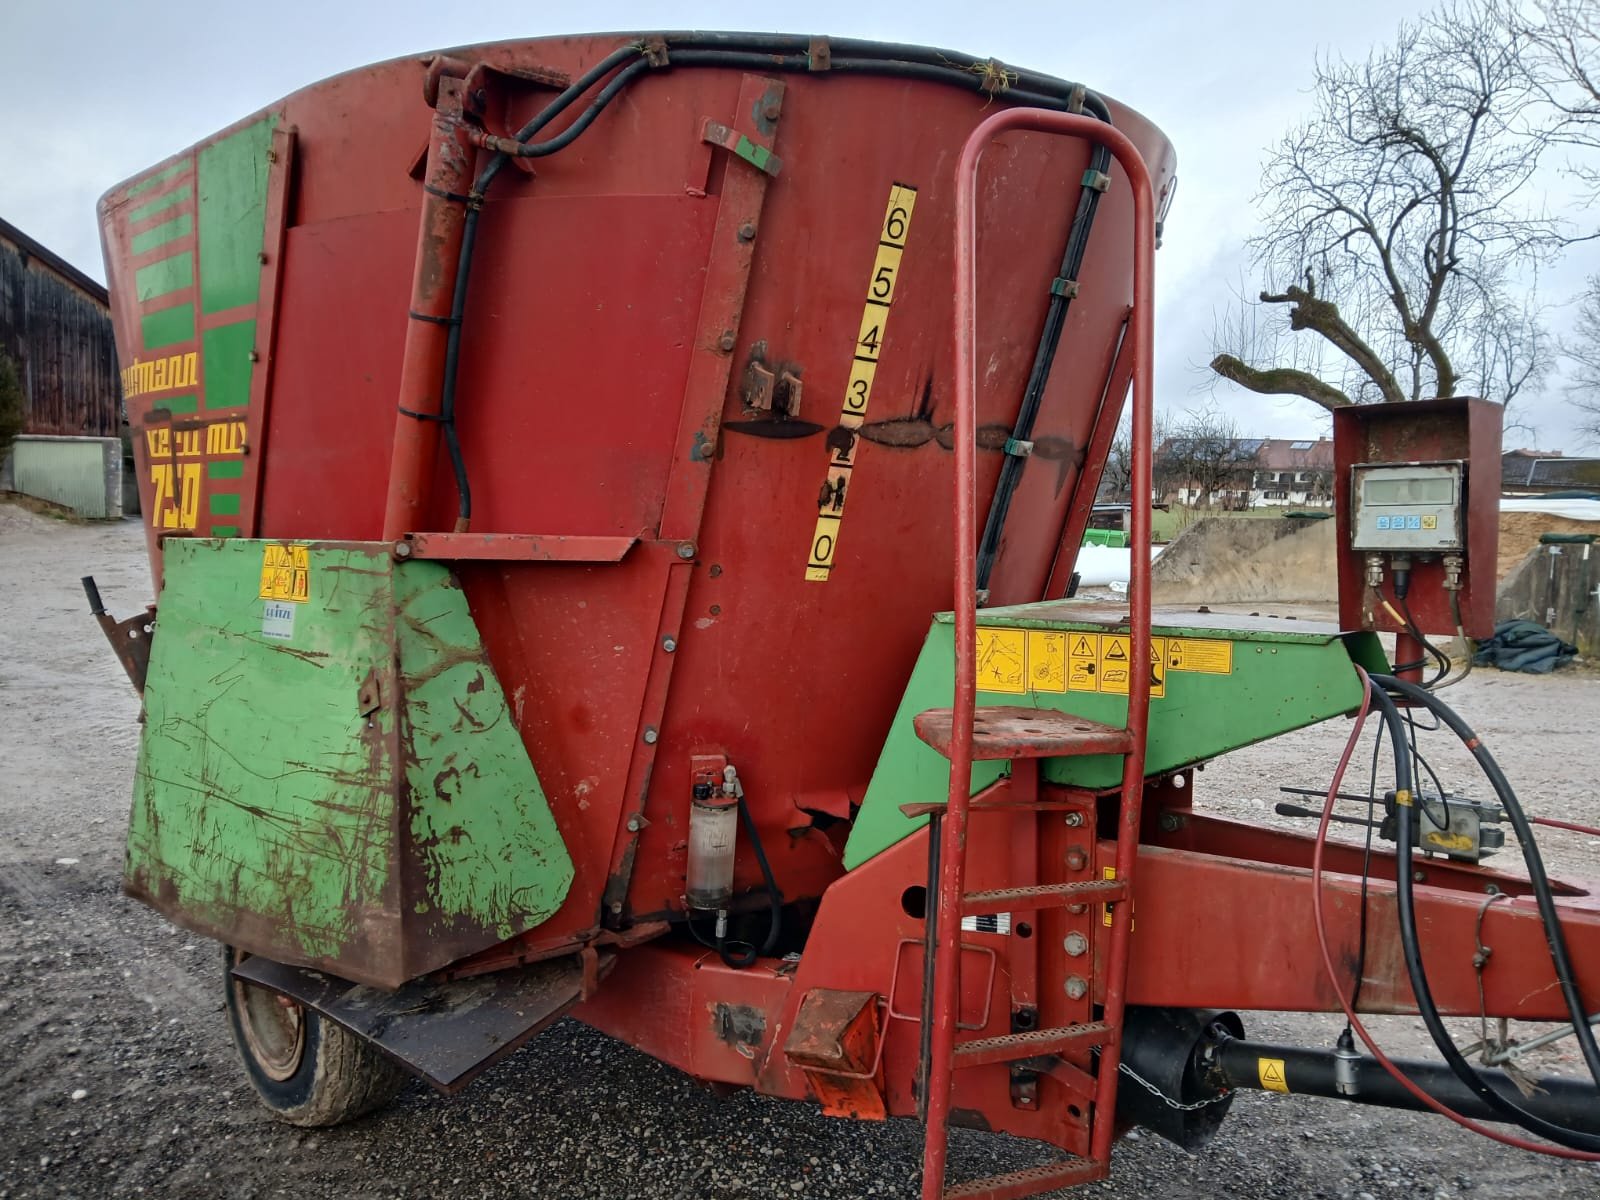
381,71,479,542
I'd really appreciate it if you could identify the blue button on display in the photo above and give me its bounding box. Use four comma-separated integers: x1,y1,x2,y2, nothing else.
1376,515,1390,530
1407,514,1422,530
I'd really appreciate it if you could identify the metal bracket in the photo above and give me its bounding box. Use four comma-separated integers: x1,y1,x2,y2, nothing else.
701,120,783,176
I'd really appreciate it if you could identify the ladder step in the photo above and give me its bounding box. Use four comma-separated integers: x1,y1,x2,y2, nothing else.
943,1158,1106,1200
914,707,1134,762
953,1021,1112,1068
962,879,1123,917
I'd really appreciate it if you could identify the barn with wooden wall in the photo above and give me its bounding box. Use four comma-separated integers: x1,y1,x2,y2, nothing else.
0,218,125,517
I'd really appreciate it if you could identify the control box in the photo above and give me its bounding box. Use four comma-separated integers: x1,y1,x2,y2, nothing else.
1333,398,1501,640
1350,462,1464,552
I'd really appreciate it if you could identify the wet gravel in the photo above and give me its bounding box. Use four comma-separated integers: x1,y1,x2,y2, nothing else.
3,504,1599,1199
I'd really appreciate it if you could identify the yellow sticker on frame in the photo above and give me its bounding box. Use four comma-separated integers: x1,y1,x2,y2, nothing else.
259,544,311,603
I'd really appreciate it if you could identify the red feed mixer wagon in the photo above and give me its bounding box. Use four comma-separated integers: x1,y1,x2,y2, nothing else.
88,30,1600,1198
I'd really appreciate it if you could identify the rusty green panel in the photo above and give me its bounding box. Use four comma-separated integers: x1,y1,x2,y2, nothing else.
126,539,572,989
843,602,1383,869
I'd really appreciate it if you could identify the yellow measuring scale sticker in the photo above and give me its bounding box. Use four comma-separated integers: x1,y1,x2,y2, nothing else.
259,544,311,603
804,182,918,581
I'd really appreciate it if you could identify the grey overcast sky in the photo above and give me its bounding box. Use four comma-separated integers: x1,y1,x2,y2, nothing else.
5,0,1596,446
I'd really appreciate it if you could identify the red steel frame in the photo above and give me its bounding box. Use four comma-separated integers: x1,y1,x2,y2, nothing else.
923,108,1156,1197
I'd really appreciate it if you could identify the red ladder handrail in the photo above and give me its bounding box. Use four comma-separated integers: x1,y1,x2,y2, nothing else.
926,107,1157,1198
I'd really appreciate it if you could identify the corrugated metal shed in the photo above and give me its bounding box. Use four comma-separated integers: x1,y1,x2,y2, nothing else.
0,218,120,438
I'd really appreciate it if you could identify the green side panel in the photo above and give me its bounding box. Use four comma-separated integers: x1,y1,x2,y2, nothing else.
393,568,575,937
153,394,198,416
196,117,275,314
128,184,192,224
846,628,1008,871
844,603,1372,869
131,213,192,255
135,251,193,301
141,303,194,350
126,160,192,198
200,320,256,409
127,540,573,988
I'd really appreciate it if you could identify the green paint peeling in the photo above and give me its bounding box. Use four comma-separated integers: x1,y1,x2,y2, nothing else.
135,252,193,301
141,304,194,350
127,540,573,989
843,602,1381,869
131,214,192,255
197,117,275,315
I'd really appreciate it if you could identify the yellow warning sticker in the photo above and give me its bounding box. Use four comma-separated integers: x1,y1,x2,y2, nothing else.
975,628,1027,694
259,544,310,603
804,182,918,582
1027,631,1067,693
978,629,1167,698
1257,1057,1289,1094
1067,633,1097,692
1165,637,1233,675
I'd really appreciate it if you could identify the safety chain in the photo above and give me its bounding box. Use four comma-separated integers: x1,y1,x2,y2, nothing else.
1117,1061,1232,1112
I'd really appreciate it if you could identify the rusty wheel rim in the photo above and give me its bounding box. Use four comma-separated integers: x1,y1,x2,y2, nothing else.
234,975,305,1082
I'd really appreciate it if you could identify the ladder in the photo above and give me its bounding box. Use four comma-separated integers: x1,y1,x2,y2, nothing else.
916,108,1158,1200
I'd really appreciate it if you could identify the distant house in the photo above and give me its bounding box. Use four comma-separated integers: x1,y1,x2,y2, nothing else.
1155,436,1334,509
1502,448,1600,495
0,218,125,517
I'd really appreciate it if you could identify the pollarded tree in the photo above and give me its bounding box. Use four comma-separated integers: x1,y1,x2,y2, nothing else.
1212,2,1561,413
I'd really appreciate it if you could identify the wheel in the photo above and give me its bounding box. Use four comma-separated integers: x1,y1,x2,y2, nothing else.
223,946,408,1126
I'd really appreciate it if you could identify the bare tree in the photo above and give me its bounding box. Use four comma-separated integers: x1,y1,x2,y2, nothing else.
1567,277,1600,443
1157,408,1257,509
1100,409,1169,502
1212,3,1562,413
1510,0,1600,203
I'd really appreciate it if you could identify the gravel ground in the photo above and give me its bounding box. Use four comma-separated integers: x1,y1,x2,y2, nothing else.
3,502,1599,1200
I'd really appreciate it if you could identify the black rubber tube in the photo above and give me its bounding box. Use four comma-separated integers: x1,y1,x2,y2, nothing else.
717,792,784,969
1368,678,1600,1151
1375,673,1600,1091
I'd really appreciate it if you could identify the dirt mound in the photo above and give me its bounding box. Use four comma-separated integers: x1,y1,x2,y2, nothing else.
1497,511,1599,579
1151,516,1337,604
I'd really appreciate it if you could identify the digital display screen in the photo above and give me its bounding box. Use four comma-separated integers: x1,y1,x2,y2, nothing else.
1362,474,1454,506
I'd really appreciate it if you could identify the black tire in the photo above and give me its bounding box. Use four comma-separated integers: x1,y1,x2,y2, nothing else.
223,946,408,1127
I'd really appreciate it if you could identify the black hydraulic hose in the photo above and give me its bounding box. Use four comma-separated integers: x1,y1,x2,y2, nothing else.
1368,678,1600,1151
431,34,1117,525
976,142,1112,590
1374,673,1600,1092
717,792,784,969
